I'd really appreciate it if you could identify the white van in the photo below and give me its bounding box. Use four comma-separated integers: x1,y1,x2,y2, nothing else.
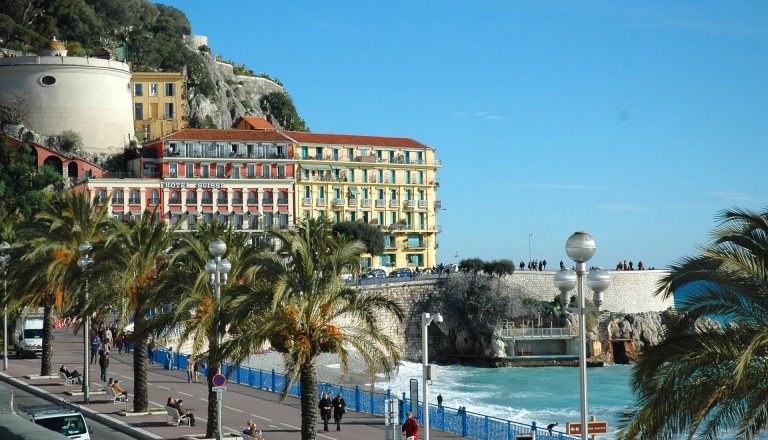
19,403,92,440
15,314,44,357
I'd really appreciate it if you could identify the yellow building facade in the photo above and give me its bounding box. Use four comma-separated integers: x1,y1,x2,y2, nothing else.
285,131,442,271
130,71,187,141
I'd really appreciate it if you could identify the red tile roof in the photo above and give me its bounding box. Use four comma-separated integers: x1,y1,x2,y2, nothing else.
235,116,275,130
160,129,291,142
281,131,430,149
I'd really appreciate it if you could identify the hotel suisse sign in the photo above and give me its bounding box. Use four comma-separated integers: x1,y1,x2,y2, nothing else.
161,182,223,189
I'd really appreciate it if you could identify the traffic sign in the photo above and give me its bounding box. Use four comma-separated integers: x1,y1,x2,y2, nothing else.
212,373,226,387
212,386,227,392
566,421,608,435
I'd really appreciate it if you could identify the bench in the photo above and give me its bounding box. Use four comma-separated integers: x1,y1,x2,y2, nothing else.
166,406,191,426
106,386,127,403
59,372,77,386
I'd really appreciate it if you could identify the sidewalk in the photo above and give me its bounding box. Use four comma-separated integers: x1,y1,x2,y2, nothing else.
0,326,463,440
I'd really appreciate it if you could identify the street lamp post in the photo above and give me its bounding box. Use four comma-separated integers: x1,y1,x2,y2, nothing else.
1,241,10,371
553,232,611,440
421,312,443,440
205,239,231,440
77,241,94,403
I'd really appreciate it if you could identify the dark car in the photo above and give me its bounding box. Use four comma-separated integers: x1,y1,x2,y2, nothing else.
390,268,413,277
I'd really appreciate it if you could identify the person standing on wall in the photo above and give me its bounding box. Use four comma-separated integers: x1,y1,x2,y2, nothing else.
332,392,346,431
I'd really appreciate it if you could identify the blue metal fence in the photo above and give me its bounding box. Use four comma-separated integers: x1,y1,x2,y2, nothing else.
151,347,575,440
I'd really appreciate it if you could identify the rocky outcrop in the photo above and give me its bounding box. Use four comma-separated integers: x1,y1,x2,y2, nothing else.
186,50,285,130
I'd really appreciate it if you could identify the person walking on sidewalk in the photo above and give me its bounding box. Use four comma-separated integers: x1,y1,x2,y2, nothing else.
402,411,419,440
332,392,346,431
318,392,332,431
186,356,194,383
98,349,109,382
193,356,201,382
90,334,100,364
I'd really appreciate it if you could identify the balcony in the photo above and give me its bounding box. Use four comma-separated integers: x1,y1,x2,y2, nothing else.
128,198,141,204
186,198,197,204
277,198,289,205
332,198,346,206
419,200,429,208
232,198,243,205
404,200,416,209
169,198,182,205
217,199,228,205
361,199,372,207
263,198,273,205
389,200,399,208
149,197,160,204
112,198,124,204
201,199,213,205
406,241,427,249
375,199,385,207
317,198,327,206
247,198,258,204
302,197,312,205
434,200,442,209
349,198,358,206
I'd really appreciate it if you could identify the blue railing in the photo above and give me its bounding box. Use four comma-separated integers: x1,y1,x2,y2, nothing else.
151,347,576,440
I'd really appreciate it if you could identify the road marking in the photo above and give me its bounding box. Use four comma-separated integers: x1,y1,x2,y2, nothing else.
157,385,171,390
318,433,337,439
224,405,243,413
119,374,131,380
178,391,193,396
199,397,208,402
281,422,301,430
250,414,272,422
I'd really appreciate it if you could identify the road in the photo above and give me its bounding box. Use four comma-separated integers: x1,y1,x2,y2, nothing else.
8,382,136,440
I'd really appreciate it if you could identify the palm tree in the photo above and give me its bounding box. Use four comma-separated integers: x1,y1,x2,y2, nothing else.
10,192,113,376
617,207,768,439
96,209,181,413
157,221,265,438
222,217,405,440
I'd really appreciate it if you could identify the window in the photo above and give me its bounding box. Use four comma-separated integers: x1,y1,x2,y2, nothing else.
349,169,355,182
134,83,143,96
301,146,308,159
347,148,354,161
149,189,160,204
170,191,181,204
96,189,106,203
169,164,177,178
202,191,213,204
304,187,310,198
187,190,197,204
248,191,258,204
113,212,124,222
149,83,158,96
377,170,383,182
390,170,395,183
217,192,228,204
201,165,209,178
390,189,397,200
216,165,225,177
418,171,424,185
164,103,174,119
247,165,255,178
378,212,384,225
113,189,123,204
165,83,175,96
232,166,240,178
233,192,243,204
405,172,411,184
129,189,140,204
185,164,194,177
261,165,269,178
188,215,197,229
134,103,143,120
248,215,260,229
315,147,323,158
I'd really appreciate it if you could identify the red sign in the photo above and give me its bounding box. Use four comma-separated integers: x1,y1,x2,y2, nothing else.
567,421,608,435
212,373,226,387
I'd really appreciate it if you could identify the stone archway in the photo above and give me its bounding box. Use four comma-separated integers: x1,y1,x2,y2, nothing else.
611,339,635,364
43,156,64,176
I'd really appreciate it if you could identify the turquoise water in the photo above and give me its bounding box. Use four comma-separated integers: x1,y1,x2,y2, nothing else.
382,361,634,438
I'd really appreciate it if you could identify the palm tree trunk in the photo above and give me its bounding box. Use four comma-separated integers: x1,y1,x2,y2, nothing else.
300,360,319,440
132,314,149,413
40,304,53,376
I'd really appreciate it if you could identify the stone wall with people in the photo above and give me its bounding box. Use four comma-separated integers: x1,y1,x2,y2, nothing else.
366,269,674,362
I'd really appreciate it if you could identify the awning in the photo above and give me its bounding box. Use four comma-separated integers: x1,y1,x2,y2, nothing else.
217,207,229,213
129,209,142,215
233,210,245,215
187,210,199,216
249,212,262,217
169,211,183,216
202,208,214,214
348,187,359,195
301,164,320,171
317,165,332,171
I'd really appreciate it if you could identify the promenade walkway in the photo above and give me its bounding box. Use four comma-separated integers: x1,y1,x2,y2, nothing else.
0,326,462,440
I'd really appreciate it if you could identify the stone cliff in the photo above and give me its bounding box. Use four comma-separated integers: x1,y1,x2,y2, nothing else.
184,38,286,130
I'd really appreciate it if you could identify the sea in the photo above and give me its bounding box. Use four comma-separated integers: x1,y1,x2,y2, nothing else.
379,361,634,439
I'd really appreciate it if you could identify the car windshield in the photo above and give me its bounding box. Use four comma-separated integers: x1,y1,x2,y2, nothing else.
24,329,44,339
35,415,87,436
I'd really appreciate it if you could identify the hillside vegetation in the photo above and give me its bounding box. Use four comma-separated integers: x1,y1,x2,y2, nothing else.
0,0,307,131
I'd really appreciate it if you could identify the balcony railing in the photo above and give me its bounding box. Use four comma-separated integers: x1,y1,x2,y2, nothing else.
149,198,160,204
389,200,399,208
128,198,141,204
248,198,258,204
375,199,385,207
113,198,124,204
186,198,197,204
361,199,371,207
201,199,213,204
232,199,243,205
277,198,289,205
317,198,327,206
302,197,312,205
332,198,346,206
263,199,273,205
349,198,358,206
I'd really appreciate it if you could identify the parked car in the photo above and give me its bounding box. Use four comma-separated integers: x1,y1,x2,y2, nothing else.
362,268,387,278
19,403,93,439
390,268,413,277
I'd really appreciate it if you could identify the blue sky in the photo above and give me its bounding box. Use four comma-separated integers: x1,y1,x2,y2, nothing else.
159,1,767,269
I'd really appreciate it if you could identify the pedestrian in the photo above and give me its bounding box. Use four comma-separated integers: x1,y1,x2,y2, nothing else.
186,356,194,383
402,411,419,440
318,392,333,431
437,394,443,407
98,349,109,382
166,350,174,370
116,333,123,355
193,356,201,382
332,392,346,431
90,334,100,364
148,339,156,363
